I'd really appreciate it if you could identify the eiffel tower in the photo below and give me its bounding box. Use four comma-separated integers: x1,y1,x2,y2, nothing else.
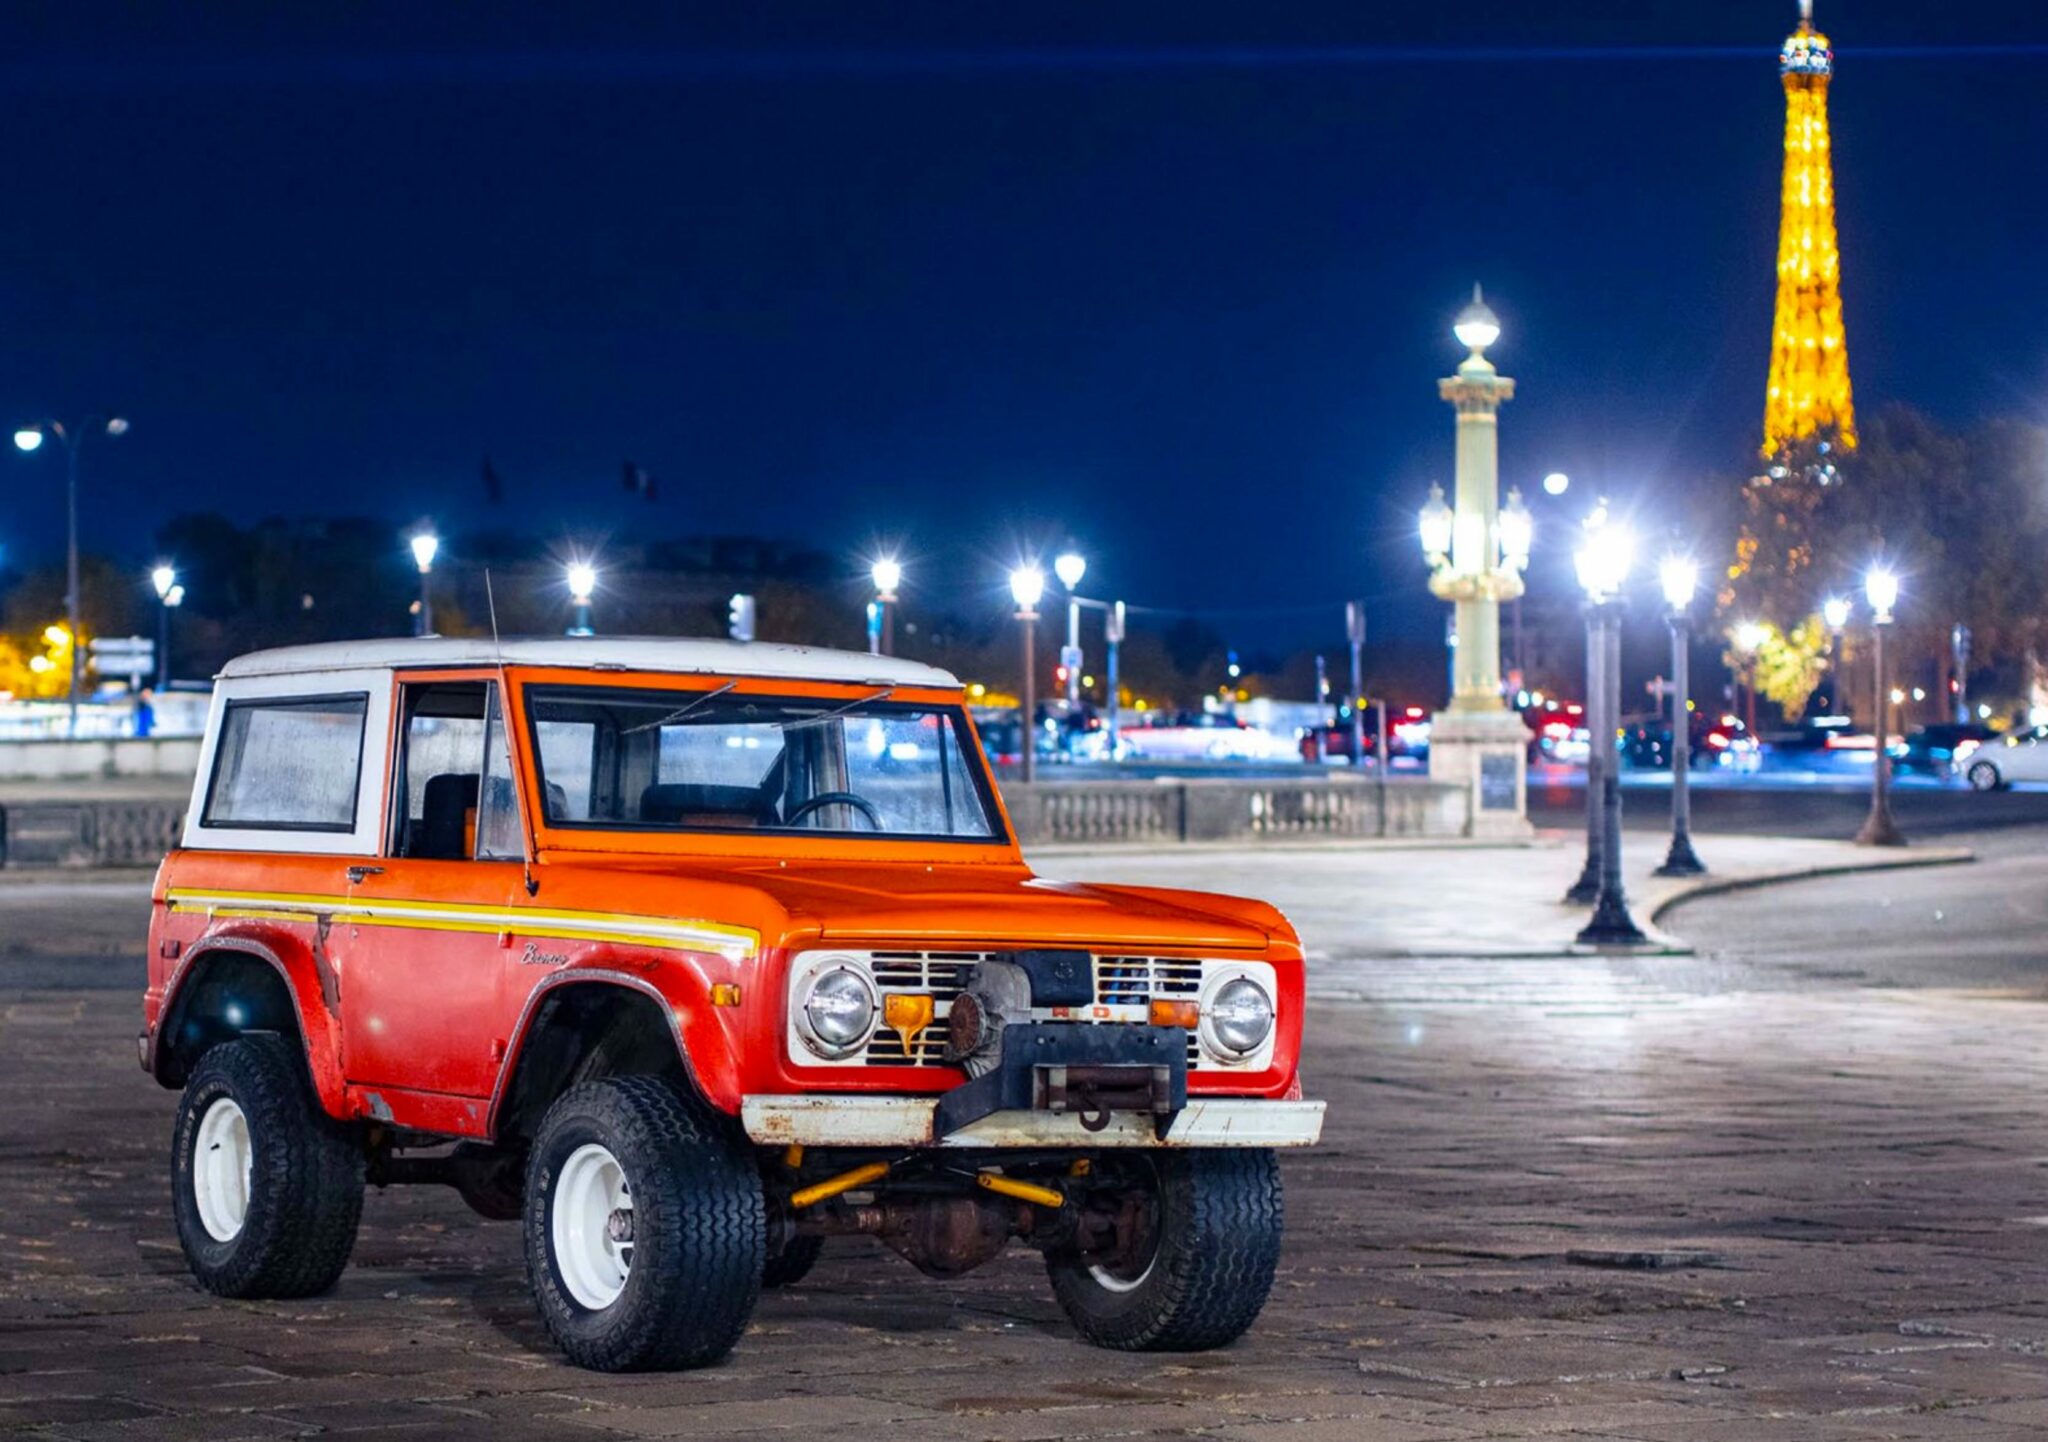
1762,0,1855,458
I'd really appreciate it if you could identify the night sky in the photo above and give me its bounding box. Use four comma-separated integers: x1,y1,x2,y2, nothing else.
2,2,2044,653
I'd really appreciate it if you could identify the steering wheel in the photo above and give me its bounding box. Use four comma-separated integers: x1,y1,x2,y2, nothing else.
785,791,885,830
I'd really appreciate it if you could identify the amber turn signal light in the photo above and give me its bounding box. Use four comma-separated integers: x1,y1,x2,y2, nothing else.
1148,999,1201,1029
883,993,935,1033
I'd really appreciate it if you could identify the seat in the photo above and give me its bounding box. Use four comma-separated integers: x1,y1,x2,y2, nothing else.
639,782,769,828
415,773,481,859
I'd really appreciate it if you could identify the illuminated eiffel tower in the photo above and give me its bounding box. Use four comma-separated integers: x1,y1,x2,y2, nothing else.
1762,0,1855,457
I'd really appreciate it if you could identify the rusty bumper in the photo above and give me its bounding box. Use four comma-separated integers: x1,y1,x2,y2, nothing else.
740,1095,1325,1149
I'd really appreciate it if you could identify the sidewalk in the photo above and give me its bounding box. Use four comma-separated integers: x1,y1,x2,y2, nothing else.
1031,831,1975,958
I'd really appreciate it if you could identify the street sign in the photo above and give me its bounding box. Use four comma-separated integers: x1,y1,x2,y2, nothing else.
89,636,154,660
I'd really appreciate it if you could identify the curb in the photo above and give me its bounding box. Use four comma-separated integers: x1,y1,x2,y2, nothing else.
1645,846,1976,925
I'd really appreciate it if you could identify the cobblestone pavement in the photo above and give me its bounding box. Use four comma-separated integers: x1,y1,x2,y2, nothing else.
2,859,2046,1440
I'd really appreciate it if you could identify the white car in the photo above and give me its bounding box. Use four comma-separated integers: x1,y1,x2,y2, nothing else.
1963,728,2048,790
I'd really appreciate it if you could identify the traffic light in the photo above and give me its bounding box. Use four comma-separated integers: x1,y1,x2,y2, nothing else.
728,593,756,643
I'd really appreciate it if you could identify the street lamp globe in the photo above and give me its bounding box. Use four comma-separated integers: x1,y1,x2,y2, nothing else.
12,427,42,452
1822,596,1852,632
1865,567,1899,623
1452,285,1501,353
165,585,184,608
1542,471,1570,497
105,417,130,437
1417,482,1454,564
1573,518,1634,601
409,531,440,573
1658,556,1698,611
1498,486,1534,572
1053,550,1086,591
1009,564,1045,614
870,556,903,599
566,562,597,605
1735,620,1767,654
151,564,177,601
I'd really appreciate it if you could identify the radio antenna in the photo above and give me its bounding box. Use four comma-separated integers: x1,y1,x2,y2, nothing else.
485,571,541,897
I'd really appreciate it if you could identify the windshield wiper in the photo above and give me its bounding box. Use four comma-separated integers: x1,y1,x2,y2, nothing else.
781,687,895,731
622,680,740,735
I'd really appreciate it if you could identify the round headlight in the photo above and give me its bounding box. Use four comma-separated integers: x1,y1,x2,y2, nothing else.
800,966,877,1057
1207,977,1275,1057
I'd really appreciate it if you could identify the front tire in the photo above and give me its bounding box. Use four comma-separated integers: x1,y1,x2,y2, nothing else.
171,1034,364,1299
1967,759,2003,792
523,1078,764,1372
1047,1149,1283,1352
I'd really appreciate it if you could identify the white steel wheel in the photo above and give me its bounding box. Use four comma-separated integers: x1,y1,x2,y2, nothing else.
192,1096,253,1242
552,1142,634,1310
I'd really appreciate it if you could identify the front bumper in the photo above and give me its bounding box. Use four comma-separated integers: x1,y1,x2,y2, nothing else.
740,1094,1325,1149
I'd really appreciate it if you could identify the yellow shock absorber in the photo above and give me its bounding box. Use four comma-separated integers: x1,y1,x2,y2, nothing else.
976,1171,1066,1209
789,1160,891,1210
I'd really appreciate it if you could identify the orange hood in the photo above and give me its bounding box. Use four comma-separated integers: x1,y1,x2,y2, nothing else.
557,856,1281,954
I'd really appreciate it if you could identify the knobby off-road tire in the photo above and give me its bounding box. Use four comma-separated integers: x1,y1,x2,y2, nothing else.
761,1232,824,1289
171,1033,364,1299
1047,1148,1283,1352
524,1078,764,1372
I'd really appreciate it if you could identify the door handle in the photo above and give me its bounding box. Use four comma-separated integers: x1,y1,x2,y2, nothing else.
346,865,385,884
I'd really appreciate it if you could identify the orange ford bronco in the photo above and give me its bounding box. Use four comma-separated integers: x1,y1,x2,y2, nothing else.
143,638,1322,1370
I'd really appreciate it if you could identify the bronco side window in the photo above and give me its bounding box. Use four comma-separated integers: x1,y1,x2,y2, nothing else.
390,681,521,861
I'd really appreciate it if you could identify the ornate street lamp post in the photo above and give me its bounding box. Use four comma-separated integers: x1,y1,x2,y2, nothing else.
1419,287,1532,836
409,530,440,637
1856,567,1906,847
1054,550,1086,708
14,416,129,737
1654,557,1706,876
1009,565,1045,784
1573,512,1646,946
869,557,902,656
1821,595,1851,711
150,564,184,689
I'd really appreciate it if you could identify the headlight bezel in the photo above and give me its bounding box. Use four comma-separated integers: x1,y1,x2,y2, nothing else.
792,956,879,1059
1199,970,1276,1064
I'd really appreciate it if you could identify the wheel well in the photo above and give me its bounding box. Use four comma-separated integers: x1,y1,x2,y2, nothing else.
494,984,695,1146
156,951,304,1087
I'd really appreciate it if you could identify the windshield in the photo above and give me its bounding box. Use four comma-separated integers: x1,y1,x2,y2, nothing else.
524,684,1002,840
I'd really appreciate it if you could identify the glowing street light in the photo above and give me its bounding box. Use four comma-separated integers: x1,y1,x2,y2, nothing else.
868,556,902,656
1655,555,1705,877
1417,482,1454,566
409,529,440,636
1542,470,1570,497
566,561,597,636
1009,565,1046,783
13,428,43,453
1569,506,1645,944
1822,596,1851,632
1857,566,1906,847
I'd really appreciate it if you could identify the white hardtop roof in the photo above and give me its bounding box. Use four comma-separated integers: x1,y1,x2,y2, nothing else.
217,636,962,688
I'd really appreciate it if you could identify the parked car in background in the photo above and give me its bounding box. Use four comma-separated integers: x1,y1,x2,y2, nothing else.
1118,710,1303,762
1522,700,1590,764
1896,722,1995,779
1620,711,1757,770
1298,705,1432,766
1963,726,2048,790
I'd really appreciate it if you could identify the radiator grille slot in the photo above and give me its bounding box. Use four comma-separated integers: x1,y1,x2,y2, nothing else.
858,951,1209,1069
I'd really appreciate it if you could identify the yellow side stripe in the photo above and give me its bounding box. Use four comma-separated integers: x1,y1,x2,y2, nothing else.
165,889,757,959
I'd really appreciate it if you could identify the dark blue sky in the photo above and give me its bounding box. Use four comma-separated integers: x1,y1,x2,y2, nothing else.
2,2,2043,651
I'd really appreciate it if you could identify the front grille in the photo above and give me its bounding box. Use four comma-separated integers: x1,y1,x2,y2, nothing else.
862,950,1206,1070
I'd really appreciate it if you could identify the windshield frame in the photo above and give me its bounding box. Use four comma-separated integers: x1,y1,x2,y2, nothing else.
509,670,1014,855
